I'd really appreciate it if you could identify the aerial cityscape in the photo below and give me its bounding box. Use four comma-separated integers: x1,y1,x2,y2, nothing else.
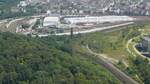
0,0,150,84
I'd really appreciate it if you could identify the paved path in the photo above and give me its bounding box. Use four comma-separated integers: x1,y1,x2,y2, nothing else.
85,45,139,84
38,22,134,37
126,38,136,57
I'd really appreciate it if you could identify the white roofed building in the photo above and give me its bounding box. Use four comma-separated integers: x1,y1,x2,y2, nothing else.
43,16,60,27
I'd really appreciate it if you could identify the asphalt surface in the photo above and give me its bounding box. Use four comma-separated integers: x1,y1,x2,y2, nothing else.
38,22,134,37
86,45,139,84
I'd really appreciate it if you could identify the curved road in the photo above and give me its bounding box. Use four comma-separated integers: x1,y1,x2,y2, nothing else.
86,45,139,84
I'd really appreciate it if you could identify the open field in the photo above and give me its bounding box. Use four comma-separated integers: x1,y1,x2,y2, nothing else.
0,21,8,32
0,18,27,33
70,22,150,83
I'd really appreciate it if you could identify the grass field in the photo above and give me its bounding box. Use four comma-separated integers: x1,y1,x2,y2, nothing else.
71,23,150,83
75,27,138,65
77,23,150,62
0,19,21,33
0,21,7,32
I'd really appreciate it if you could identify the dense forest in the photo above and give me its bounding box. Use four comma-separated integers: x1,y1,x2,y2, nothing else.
0,0,21,19
0,0,20,7
0,32,120,84
132,57,150,84
0,25,149,84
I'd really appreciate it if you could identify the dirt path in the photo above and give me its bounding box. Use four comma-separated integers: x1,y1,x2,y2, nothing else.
84,45,139,84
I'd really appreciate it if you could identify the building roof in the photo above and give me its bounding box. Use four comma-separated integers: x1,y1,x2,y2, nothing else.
144,36,150,42
44,17,59,22
43,16,60,27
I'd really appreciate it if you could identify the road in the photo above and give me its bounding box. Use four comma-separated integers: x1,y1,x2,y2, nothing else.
85,45,139,84
126,35,150,61
0,14,45,29
38,22,134,37
126,39,136,57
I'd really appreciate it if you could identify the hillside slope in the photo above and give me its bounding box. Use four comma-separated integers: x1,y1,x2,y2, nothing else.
0,32,120,84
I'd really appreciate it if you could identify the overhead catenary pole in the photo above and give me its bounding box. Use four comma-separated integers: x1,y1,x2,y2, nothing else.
70,23,74,56
148,39,150,54
71,27,73,39
70,22,74,39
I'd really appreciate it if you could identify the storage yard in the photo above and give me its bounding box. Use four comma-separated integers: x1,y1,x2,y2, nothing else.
63,16,134,24
35,15,135,35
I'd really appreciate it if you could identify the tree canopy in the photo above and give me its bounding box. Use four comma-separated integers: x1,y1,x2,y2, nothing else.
0,32,119,84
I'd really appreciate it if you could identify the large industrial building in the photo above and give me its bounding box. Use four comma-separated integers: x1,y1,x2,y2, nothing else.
63,16,134,24
43,16,60,27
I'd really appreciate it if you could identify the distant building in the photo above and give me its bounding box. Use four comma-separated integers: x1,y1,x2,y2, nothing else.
26,0,48,4
146,11,150,16
46,10,51,15
43,16,60,27
79,10,84,14
11,7,20,13
19,1,28,7
142,36,150,54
